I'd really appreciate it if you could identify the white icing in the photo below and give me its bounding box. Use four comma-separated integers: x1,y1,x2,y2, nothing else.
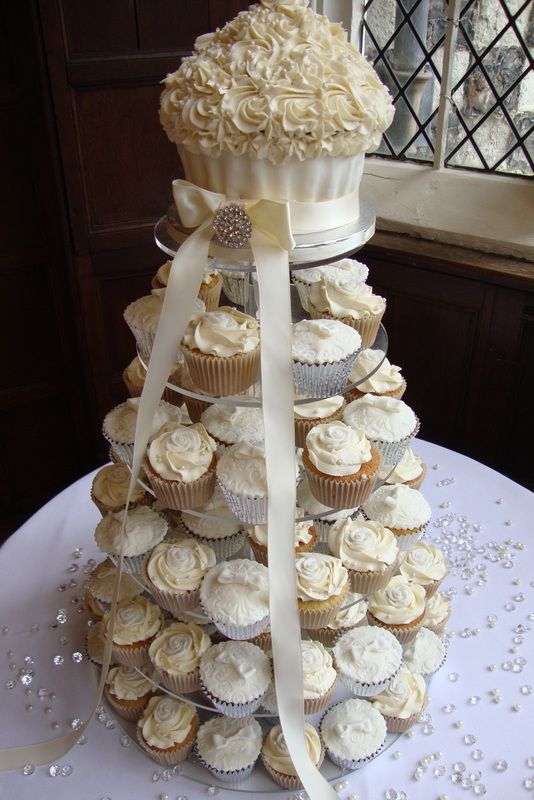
295,553,348,601
328,593,367,629
148,422,216,482
124,292,163,333
348,349,404,394
182,510,242,540
87,560,141,603
362,485,431,531
343,395,417,442
367,575,426,625
306,421,371,477
94,507,168,558
292,319,361,364
147,539,216,593
200,559,270,626
200,641,271,703
333,626,402,685
149,621,211,675
197,716,262,772
423,591,450,627
398,542,448,585
104,595,161,646
103,398,183,444
321,698,386,761
402,628,445,675
262,723,322,775
216,441,268,498
182,307,259,356
301,640,337,698
201,405,264,445
309,275,386,320
92,463,146,508
328,518,398,572
294,395,344,420
139,696,196,749
385,447,424,484
106,665,153,700
293,258,369,286
371,665,427,718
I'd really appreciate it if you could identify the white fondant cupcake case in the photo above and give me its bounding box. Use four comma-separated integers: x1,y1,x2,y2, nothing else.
291,318,362,398
332,626,403,697
199,641,271,718
320,698,387,769
199,559,270,640
195,716,262,783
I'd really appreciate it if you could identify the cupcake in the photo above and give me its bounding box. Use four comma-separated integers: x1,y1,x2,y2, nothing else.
200,404,264,447
327,517,399,594
123,355,184,407
216,441,269,524
320,698,387,769
247,509,318,565
85,620,107,667
346,348,406,401
291,257,369,312
422,591,451,635
300,639,338,713
199,558,270,640
370,666,427,733
104,665,156,721
143,538,216,615
295,552,349,629
180,365,213,422
181,307,260,396
385,446,426,490
199,640,271,717
261,723,324,789
137,694,199,765
153,260,223,311
291,318,361,398
296,475,357,543
195,716,262,783
361,484,432,551
91,463,152,516
402,628,446,677
343,395,420,468
332,626,402,696
103,594,162,667
310,593,368,647
303,421,380,509
180,487,245,559
102,397,183,465
85,559,142,616
308,274,386,349
145,422,218,510
367,575,426,644
294,395,345,448
149,621,211,694
124,290,205,362
94,506,168,574
398,541,448,597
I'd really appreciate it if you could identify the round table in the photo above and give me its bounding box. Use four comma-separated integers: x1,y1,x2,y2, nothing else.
1,439,533,800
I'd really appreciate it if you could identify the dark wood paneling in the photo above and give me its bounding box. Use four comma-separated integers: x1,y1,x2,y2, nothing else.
209,0,250,29
137,0,209,50
63,0,138,56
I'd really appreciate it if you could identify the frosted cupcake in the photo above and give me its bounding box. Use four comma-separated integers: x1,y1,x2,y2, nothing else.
149,621,211,694
422,591,451,635
196,716,262,783
398,541,448,597
137,695,199,765
181,307,260,396
320,698,387,769
308,274,386,349
371,666,427,733
300,639,338,713
180,486,245,559
291,318,361,398
85,620,107,666
385,446,426,490
153,260,223,311
103,595,162,667
143,538,216,614
294,395,345,448
94,506,168,574
361,484,432,550
310,593,368,647
200,558,270,640
216,441,269,524
343,395,420,467
295,552,349,629
145,422,217,510
296,476,357,542
85,559,142,616
328,517,399,594
91,463,152,516
124,290,205,361
102,397,183,465
303,421,380,509
122,355,184,407
332,626,402,696
200,404,264,447
367,574,426,644
199,640,271,717
402,628,446,677
261,723,324,790
247,509,318,565
346,348,406,401
180,365,213,423
104,665,156,721
291,257,369,312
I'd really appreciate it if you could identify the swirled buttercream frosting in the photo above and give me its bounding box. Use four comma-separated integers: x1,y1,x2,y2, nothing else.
321,698,386,761
328,593,367,629
293,258,369,286
385,447,423,484
147,539,216,593
333,626,402,685
402,628,445,675
295,553,348,601
139,695,197,749
217,441,268,497
362,485,431,531
106,665,154,700
182,308,259,357
328,518,398,572
104,595,162,646
367,575,426,625
104,398,183,444
398,542,448,585
423,591,450,627
294,395,344,420
262,723,322,776
292,319,361,364
306,421,371,477
94,507,168,557
87,559,141,603
200,559,269,626
248,508,314,548
301,639,337,697
343,395,417,442
148,422,216,482
197,716,262,772
201,404,264,444
156,260,218,288
200,641,271,702
371,666,426,719
348,348,404,393
92,463,146,508
124,292,164,333
309,275,386,320
149,621,211,676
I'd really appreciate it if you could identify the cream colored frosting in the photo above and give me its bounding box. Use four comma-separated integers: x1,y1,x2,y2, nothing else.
155,260,218,288
94,507,168,557
88,559,141,603
182,307,259,356
321,698,386,761
328,593,367,629
103,398,183,444
367,575,426,625
293,258,369,286
200,641,271,702
402,628,445,675
306,421,371,477
160,0,393,165
295,553,348,601
333,625,402,685
197,716,262,772
398,542,448,585
385,447,424,484
349,349,404,393
201,405,264,444
362,485,431,531
200,559,270,626
92,463,146,508
328,518,398,572
301,640,336,698
292,319,361,364
148,422,216,482
105,595,161,646
297,476,356,521
149,621,211,676
263,723,322,775
139,695,196,749
423,591,450,628
371,666,426,719
106,665,153,700
217,441,268,497
124,292,163,333
248,509,314,548
294,395,344,420
147,539,216,593
309,275,386,320
343,395,417,442
123,356,147,392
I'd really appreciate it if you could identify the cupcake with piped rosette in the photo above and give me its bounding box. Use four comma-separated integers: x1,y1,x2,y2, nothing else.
398,541,448,597
142,538,216,615
309,592,368,647
332,625,402,697
123,355,185,407
361,484,432,551
200,404,264,448
246,508,318,565
300,639,338,713
371,666,428,733
104,665,156,721
320,698,387,769
261,722,324,790
343,394,419,468
124,290,205,362
102,397,184,466
200,558,270,640
153,260,223,311
422,591,451,636
103,594,163,667
91,463,152,517
367,574,426,644
137,694,199,766
199,640,271,718
196,715,263,783
385,446,426,490
402,627,446,678
328,517,399,594
294,394,346,448
149,621,211,694
216,440,269,524
291,318,361,398
346,348,406,401
85,559,142,617
94,506,168,574
295,552,349,629
291,257,369,312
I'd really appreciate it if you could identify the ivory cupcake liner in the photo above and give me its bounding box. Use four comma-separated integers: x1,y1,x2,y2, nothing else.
292,352,359,399
249,529,318,566
381,709,423,733
349,560,398,595
423,606,451,637
217,481,268,524
367,612,425,644
390,524,428,552
153,664,201,694
345,378,407,403
310,616,368,648
303,677,337,714
298,585,349,630
141,561,202,616
104,686,152,721
144,462,217,511
90,491,153,519
183,393,212,423
112,641,152,668
195,750,257,783
248,630,272,653
422,576,445,598
198,274,223,311
136,723,197,765
304,462,379,510
199,680,266,718
261,746,325,789
335,662,401,698
372,416,420,468
403,462,427,490
308,304,384,350
182,346,260,397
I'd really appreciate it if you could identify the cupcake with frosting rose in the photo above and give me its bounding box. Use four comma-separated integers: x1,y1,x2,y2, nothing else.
123,354,184,407
200,404,264,448
199,558,270,640
143,537,216,615
247,508,318,565
402,627,446,677
361,484,432,551
94,506,168,574
303,420,380,509
102,397,184,466
85,559,142,616
261,722,324,790
398,541,448,597
196,716,262,783
332,625,402,697
300,639,338,713
422,590,451,635
346,348,406,401
328,517,399,594
309,593,368,647
294,394,345,448
199,640,271,718
104,665,156,721
371,665,428,733
343,394,420,468
145,422,217,510
103,594,162,667
295,552,349,629
149,620,211,694
291,318,361,398
385,446,426,490
124,290,205,362
367,574,426,644
153,260,223,311
91,463,152,516
216,440,270,524
320,697,387,769
308,274,386,349
180,486,246,559
296,475,357,543
291,258,369,312
181,307,260,396
137,694,199,765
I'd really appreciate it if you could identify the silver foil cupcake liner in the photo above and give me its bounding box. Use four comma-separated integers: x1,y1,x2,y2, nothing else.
209,613,270,642
195,748,257,784
199,680,266,718
216,480,268,524
335,662,401,698
101,433,134,468
186,529,245,560
372,416,420,468
292,351,359,399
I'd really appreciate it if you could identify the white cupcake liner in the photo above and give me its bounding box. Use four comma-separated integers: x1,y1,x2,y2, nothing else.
112,642,151,668
292,351,359,399
153,665,201,694
199,680,265,718
314,518,337,543
336,661,401,698
216,480,267,524
195,748,257,784
124,322,156,363
371,417,420,468
393,524,428,552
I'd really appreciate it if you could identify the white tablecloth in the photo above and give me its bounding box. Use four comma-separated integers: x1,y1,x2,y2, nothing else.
1,440,533,800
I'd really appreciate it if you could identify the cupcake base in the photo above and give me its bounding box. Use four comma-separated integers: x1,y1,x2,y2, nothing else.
367,611,425,644
136,717,198,765
303,447,380,510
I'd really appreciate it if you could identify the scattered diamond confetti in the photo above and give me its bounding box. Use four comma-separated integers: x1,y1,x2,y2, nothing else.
472,749,485,761
52,655,64,666
463,734,476,745
22,764,34,776
120,735,131,747
71,652,83,663
442,704,455,713
448,672,459,682
473,785,487,796
48,765,61,777
494,760,508,771
61,765,73,776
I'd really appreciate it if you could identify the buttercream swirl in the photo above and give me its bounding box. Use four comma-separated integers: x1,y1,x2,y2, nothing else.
200,559,270,626
200,641,271,703
197,716,262,772
293,258,369,286
104,398,183,444
398,542,448,585
333,626,402,684
294,395,344,420
92,463,146,508
87,559,141,603
292,319,361,364
139,695,196,749
201,405,264,445
106,665,154,700
362,485,431,531
423,591,450,627
321,698,386,761
147,539,216,593
328,518,398,572
104,595,161,646
402,628,445,675
155,260,218,288
248,509,314,548
149,621,211,675
343,395,417,442
309,275,386,320
217,441,268,497
306,421,371,477
94,507,168,557
385,447,424,484
348,348,404,393
371,666,427,719
301,640,336,698
295,553,348,601
367,575,426,625
328,593,367,629
148,422,216,482
182,307,259,357
262,723,322,775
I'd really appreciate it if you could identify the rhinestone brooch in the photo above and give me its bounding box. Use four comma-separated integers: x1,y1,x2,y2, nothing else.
212,204,252,249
